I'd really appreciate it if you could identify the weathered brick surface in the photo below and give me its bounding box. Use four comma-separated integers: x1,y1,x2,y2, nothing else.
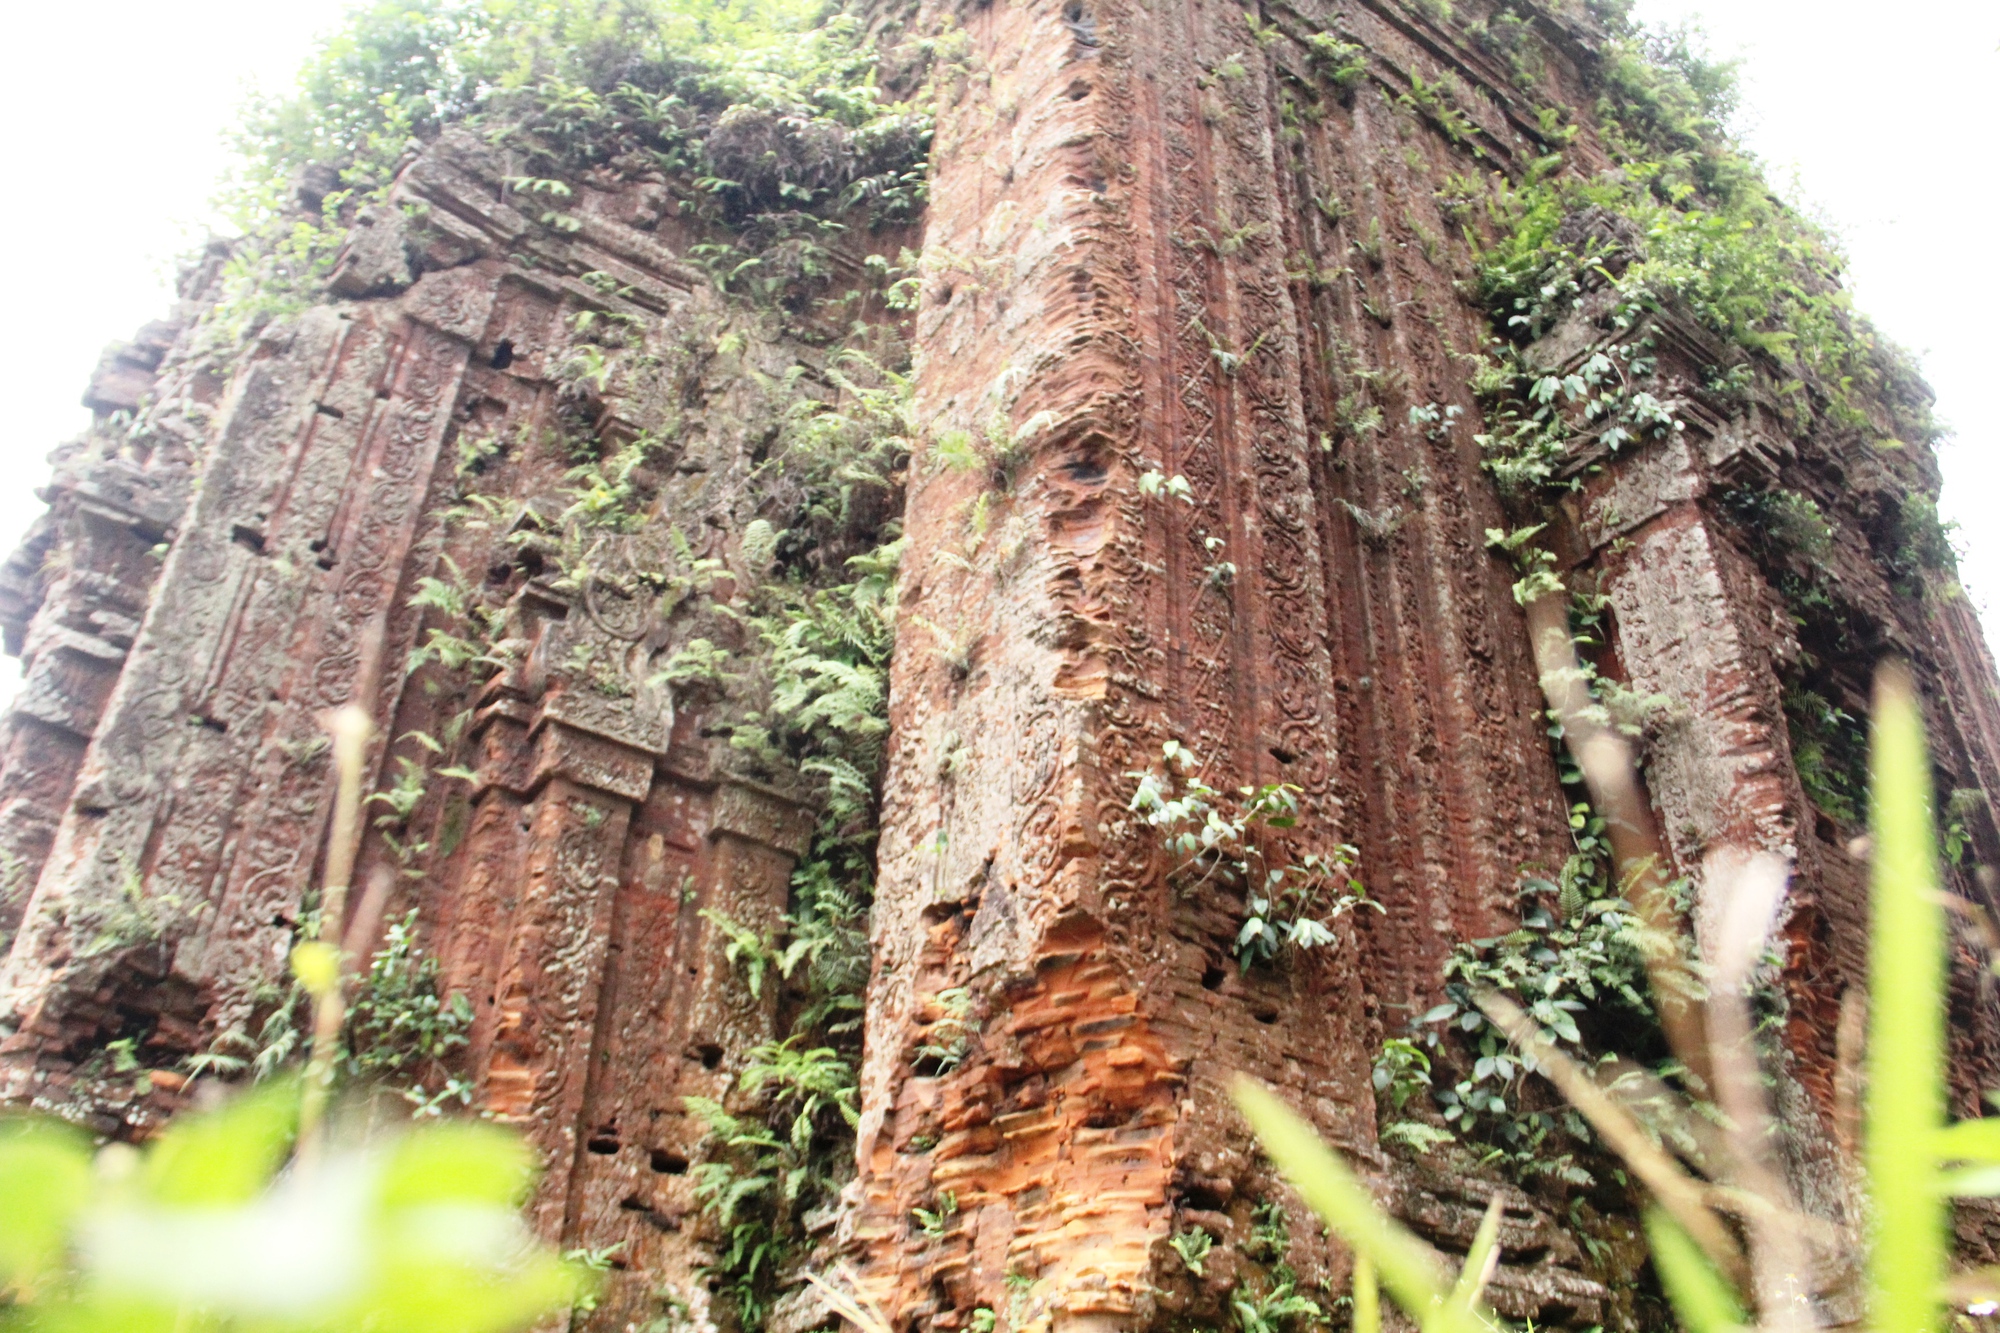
0,124,898,1327
850,0,2000,1325
3,1,2000,1329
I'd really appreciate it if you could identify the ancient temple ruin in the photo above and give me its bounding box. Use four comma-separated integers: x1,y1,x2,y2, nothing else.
3,0,1997,1329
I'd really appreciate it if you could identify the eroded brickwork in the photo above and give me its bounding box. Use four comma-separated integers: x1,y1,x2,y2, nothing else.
3,1,2000,1331
0,123,903,1329
848,0,2000,1327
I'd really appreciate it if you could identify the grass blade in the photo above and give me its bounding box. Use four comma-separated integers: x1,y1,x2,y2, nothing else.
1354,1254,1381,1333
1232,1076,1457,1331
1867,661,1946,1333
1448,1194,1504,1317
1645,1207,1746,1333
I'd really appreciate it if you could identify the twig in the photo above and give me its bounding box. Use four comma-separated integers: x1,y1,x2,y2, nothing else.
297,703,376,1158
1703,849,1814,1333
802,1264,896,1333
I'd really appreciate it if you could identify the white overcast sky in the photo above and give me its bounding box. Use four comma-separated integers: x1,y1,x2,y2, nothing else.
0,1,1993,704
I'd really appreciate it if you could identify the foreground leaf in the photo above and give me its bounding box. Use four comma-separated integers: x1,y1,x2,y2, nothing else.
1866,663,1946,1333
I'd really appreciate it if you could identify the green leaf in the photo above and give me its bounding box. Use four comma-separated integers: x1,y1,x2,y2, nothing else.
0,1116,93,1284
1936,1117,2000,1165
1644,1207,1744,1333
1866,662,1947,1333
1937,1165,2000,1197
377,1120,536,1210
141,1078,298,1206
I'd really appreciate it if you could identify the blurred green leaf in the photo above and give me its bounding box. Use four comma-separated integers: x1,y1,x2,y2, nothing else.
1936,1117,2000,1165
365,1236,588,1333
139,1076,298,1206
0,1117,93,1287
376,1120,534,1209
1937,1165,2000,1197
3,1089,582,1333
1867,662,1947,1333
291,941,340,998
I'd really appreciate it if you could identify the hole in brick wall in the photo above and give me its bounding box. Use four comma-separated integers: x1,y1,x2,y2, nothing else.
1202,964,1226,991
1067,79,1091,100
1253,1007,1279,1025
650,1149,689,1175
490,339,514,370
1060,455,1107,485
587,1133,620,1155
314,402,345,419
1061,0,1100,45
696,1044,724,1070
1269,745,1297,765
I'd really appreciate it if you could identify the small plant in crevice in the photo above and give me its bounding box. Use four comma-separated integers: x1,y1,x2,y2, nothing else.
1784,685,1869,828
1129,741,1377,971
1372,1039,1454,1154
1721,486,1835,563
1335,497,1407,550
911,987,975,1075
343,910,476,1115
1171,1225,1217,1276
75,860,180,961
1229,1201,1325,1333
911,1189,959,1240
685,1034,861,1330
1408,401,1462,442
1306,32,1368,92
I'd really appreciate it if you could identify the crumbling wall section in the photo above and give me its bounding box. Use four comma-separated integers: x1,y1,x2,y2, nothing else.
0,122,906,1329
847,0,1644,1327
